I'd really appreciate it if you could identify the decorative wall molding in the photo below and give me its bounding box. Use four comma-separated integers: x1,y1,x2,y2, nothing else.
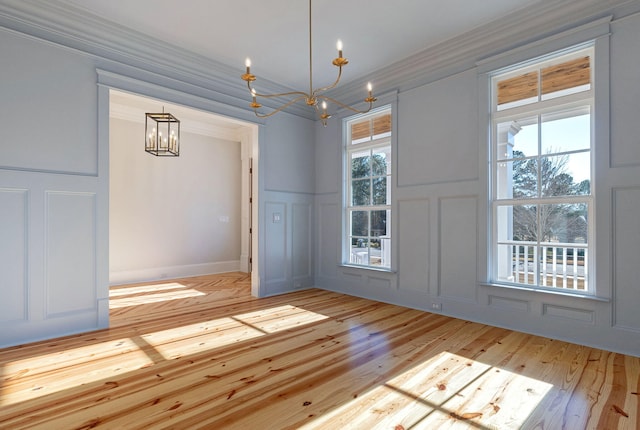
612,187,640,331
488,295,530,313
45,191,97,318
0,187,28,323
542,303,595,323
292,202,313,283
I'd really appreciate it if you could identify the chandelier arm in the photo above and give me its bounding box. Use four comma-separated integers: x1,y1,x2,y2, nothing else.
312,66,344,96
319,95,375,114
246,81,309,99
253,90,310,99
253,95,309,118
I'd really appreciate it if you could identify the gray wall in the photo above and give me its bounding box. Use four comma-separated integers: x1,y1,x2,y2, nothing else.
0,21,315,346
0,29,108,346
258,113,316,296
1,1,639,357
314,13,640,356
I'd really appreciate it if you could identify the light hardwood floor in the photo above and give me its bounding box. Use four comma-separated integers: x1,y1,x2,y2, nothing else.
1,272,638,429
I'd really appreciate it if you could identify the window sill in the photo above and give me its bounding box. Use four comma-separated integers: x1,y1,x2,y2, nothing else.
339,264,397,274
480,282,610,302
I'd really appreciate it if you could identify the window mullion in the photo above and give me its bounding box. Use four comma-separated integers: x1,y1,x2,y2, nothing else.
537,113,542,199
492,91,594,122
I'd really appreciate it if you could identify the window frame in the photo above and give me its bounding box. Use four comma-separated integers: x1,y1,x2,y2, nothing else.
488,45,596,295
343,106,393,270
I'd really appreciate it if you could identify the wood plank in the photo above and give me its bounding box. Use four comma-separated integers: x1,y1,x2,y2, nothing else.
497,55,590,106
0,272,638,429
497,71,538,106
351,113,391,141
542,56,590,95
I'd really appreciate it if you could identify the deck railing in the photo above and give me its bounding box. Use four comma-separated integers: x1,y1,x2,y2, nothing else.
500,241,588,291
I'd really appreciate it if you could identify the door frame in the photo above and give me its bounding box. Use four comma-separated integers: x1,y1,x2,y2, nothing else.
97,70,262,311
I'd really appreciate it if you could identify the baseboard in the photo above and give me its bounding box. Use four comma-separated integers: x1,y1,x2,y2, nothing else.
109,260,241,285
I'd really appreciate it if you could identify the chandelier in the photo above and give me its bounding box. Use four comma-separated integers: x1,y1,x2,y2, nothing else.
145,108,180,156
241,0,376,126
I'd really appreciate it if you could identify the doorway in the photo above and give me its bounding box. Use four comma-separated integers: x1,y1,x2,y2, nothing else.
105,89,258,292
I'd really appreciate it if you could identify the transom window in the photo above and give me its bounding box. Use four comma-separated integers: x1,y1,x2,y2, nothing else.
345,108,392,269
490,46,594,293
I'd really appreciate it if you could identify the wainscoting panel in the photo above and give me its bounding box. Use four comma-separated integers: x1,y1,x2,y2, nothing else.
45,191,97,317
0,188,28,322
488,295,530,313
292,202,312,280
368,275,392,290
318,202,339,278
542,304,595,324
438,196,477,301
397,198,430,293
264,201,287,284
613,187,640,330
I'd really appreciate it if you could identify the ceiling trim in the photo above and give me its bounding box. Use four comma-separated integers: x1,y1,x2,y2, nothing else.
0,0,315,119
96,68,263,126
1,0,638,121
110,103,243,142
326,0,637,105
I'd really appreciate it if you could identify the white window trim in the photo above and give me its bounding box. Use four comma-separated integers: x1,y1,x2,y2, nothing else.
476,17,611,300
489,46,595,294
342,106,393,271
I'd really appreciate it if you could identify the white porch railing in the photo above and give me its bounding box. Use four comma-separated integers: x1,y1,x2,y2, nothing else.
349,237,391,268
499,241,588,291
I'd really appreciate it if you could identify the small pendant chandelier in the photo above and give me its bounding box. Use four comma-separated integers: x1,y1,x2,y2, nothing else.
241,0,376,126
145,108,180,156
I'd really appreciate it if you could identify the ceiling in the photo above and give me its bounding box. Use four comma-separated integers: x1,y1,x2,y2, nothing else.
59,0,547,91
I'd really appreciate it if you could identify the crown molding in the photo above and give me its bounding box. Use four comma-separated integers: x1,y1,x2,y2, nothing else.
1,0,638,122
110,103,243,142
325,0,639,107
0,0,315,119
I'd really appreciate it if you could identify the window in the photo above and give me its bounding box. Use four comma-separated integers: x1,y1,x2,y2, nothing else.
345,108,392,269
490,46,593,293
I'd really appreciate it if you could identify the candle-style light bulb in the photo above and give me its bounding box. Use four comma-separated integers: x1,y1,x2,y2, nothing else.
336,39,343,58
322,101,327,111
245,57,251,73
367,82,373,95
251,88,257,102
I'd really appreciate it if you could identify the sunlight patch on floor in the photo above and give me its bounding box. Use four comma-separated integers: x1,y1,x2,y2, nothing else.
302,351,553,429
109,282,205,308
142,316,266,359
233,305,330,333
109,282,190,297
142,305,329,359
1,304,330,406
1,338,153,406
109,289,206,308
